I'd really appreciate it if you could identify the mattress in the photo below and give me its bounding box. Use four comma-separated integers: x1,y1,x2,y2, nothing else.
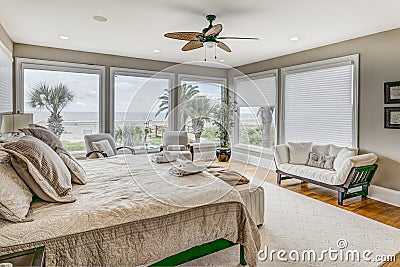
0,155,260,266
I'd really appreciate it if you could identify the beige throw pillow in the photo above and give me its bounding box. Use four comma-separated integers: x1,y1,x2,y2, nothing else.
288,142,313,165
56,148,87,185
0,153,33,223
19,127,64,151
2,136,75,203
92,140,115,157
333,148,356,171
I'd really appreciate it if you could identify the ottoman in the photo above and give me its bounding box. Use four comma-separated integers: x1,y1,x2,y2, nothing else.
236,184,265,226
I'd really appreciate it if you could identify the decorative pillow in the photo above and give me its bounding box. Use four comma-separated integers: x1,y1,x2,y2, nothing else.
56,148,87,185
306,152,335,170
2,136,75,203
0,153,33,222
329,145,358,157
167,145,187,151
333,148,356,171
19,127,64,151
288,142,313,165
92,140,115,157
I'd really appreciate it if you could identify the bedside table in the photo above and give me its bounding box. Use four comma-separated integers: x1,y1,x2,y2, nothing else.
0,247,44,267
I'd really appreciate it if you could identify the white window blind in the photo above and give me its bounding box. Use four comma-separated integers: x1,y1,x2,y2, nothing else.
0,42,12,113
283,59,356,147
235,74,276,108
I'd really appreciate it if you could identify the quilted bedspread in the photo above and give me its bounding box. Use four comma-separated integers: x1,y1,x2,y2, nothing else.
0,155,260,266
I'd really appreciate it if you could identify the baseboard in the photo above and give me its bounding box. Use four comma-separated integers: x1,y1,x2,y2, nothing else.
369,185,400,207
232,152,275,170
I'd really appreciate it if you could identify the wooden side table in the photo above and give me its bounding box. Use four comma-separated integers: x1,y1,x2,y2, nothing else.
0,247,44,267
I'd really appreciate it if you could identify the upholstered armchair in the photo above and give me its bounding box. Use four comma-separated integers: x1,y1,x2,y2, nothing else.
84,133,135,158
160,131,194,161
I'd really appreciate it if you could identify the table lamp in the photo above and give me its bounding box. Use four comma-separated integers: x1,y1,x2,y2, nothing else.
1,113,33,135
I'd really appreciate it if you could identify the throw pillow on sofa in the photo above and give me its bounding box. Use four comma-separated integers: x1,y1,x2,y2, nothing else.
288,142,313,165
333,148,356,171
306,152,335,170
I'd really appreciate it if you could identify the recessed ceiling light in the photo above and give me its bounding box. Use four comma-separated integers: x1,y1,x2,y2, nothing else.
153,49,161,53
58,35,69,40
289,36,300,41
219,59,225,62
93,15,108,22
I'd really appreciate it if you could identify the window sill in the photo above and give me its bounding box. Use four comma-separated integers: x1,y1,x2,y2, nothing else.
233,143,274,156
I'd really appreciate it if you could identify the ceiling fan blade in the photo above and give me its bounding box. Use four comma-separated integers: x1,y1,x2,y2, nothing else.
205,24,223,37
217,42,231,52
164,32,203,41
218,37,259,40
182,41,204,51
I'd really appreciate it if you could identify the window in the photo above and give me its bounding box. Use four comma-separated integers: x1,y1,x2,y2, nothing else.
111,68,173,147
234,70,278,149
178,75,226,143
281,55,358,147
16,59,105,152
0,42,12,114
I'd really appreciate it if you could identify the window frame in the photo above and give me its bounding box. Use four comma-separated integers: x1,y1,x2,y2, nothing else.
109,67,175,136
233,69,279,154
177,73,227,132
15,57,106,132
280,54,359,148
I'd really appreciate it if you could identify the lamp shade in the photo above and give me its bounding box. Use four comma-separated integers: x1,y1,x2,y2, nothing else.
1,113,33,133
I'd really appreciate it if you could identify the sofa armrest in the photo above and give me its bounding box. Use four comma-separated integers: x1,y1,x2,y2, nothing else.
274,144,289,167
337,153,378,180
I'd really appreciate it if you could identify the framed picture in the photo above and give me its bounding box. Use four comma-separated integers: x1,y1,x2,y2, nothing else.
384,81,400,104
385,107,400,129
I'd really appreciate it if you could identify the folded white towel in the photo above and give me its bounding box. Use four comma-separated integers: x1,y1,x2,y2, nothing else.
168,160,205,176
151,152,178,163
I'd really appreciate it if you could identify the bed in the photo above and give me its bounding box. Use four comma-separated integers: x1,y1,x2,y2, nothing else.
0,155,260,266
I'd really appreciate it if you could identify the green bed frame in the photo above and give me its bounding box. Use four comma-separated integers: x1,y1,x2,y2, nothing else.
150,239,246,266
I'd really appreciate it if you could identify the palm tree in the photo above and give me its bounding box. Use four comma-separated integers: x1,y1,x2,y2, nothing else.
28,82,74,137
155,83,200,130
187,95,217,143
257,105,275,147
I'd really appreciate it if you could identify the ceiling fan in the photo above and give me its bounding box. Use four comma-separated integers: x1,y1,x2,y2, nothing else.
164,14,259,58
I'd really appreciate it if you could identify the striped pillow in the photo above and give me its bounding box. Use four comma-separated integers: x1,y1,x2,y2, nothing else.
2,136,75,203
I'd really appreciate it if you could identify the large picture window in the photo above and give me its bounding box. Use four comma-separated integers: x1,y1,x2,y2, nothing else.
178,75,226,144
16,59,105,152
111,68,173,148
234,70,278,150
281,55,359,147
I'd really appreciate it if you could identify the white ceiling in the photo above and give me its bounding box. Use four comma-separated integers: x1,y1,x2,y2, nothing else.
1,0,400,67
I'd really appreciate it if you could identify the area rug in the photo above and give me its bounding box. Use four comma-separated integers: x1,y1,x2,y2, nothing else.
183,182,400,266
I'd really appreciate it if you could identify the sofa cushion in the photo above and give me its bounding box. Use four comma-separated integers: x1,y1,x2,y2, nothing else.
278,163,344,185
274,144,289,166
329,145,358,157
288,142,312,165
336,153,378,182
306,152,335,170
333,148,356,171
312,144,331,155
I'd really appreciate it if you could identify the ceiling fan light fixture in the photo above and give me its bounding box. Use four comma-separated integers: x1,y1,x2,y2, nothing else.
205,42,216,49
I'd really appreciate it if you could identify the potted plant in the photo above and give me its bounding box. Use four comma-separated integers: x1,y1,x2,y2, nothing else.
212,95,237,162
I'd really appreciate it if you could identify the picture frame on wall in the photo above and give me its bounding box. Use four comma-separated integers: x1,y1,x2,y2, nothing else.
385,107,400,129
384,81,400,104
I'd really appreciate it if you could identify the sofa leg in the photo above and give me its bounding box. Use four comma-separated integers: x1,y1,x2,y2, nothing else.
277,173,282,185
338,191,344,206
361,185,369,199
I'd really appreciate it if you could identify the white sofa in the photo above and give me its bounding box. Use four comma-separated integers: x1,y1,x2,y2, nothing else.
274,143,378,205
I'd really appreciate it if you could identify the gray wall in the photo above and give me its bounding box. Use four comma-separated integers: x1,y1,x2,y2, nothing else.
0,22,12,52
13,43,228,132
231,28,400,192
